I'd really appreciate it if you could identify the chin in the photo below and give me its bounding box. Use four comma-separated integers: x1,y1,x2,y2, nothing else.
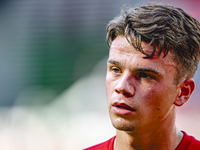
111,120,136,132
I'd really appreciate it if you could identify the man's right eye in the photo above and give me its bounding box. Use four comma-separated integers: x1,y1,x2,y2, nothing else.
111,67,121,73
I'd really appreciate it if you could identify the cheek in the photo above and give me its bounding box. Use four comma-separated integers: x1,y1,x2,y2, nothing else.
138,90,166,122
106,72,117,91
105,78,114,110
105,75,110,91
105,75,114,98
140,85,176,116
139,86,165,110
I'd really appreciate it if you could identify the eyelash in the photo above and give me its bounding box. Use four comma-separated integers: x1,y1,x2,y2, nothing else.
137,72,156,80
110,67,121,73
109,66,156,80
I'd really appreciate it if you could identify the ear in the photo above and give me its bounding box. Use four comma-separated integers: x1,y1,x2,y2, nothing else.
174,79,195,107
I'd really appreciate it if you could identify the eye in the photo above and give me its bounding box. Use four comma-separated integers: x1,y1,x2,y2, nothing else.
138,72,156,80
110,67,122,74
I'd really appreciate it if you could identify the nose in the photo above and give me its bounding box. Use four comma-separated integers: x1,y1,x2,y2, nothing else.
114,71,135,97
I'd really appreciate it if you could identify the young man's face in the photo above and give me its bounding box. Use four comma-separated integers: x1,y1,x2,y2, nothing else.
106,36,181,133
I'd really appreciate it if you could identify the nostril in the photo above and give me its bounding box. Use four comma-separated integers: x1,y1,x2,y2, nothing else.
115,89,120,94
123,92,132,97
115,89,133,97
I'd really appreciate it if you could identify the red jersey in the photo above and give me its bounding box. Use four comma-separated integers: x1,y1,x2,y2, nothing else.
176,131,200,150
83,136,115,150
84,131,200,150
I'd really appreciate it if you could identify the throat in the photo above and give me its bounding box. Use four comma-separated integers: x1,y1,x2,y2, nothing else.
115,128,183,150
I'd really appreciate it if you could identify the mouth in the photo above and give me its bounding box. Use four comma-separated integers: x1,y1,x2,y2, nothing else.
113,103,136,112
116,104,135,111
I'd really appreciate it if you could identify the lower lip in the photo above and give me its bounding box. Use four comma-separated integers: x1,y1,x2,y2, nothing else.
112,106,136,115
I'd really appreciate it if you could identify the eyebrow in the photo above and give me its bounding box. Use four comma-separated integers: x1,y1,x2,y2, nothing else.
107,59,123,68
136,69,160,75
107,59,160,76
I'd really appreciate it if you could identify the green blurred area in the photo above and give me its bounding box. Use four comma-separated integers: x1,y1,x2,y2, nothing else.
0,1,199,149
0,0,114,105
0,0,199,106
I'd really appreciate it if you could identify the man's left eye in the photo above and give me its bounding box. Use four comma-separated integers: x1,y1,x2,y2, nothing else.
138,72,155,79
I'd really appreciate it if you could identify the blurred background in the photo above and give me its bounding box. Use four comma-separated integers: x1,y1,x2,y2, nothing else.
0,0,199,149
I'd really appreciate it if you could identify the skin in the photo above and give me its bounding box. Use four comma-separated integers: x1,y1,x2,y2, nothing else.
106,36,195,150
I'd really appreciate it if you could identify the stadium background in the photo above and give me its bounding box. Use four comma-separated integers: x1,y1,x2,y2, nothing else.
0,0,199,149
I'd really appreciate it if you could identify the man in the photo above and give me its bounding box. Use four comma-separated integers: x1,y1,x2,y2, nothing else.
84,2,200,150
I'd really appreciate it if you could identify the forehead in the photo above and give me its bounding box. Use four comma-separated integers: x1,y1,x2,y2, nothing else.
109,36,177,74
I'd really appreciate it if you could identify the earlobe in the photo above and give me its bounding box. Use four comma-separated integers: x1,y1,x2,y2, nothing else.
174,79,195,107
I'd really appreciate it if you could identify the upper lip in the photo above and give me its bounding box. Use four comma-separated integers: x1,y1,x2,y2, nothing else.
112,102,136,111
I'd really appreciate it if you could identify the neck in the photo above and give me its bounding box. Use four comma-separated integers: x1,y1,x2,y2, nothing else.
114,110,183,150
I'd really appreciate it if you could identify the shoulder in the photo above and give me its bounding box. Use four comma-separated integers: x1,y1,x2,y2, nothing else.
83,136,116,150
176,131,200,150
